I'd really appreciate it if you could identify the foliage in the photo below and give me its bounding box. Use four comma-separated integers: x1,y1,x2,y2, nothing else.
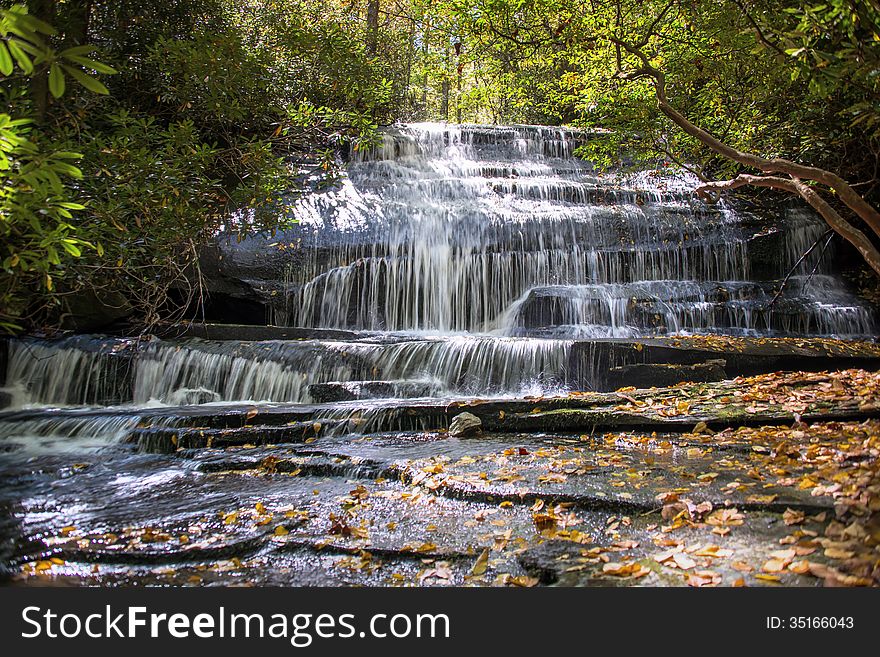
428,0,880,191
2,0,880,330
0,0,400,331
1,3,118,330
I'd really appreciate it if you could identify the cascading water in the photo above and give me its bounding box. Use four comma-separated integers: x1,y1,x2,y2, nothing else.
1,123,876,436
3,334,571,407
268,123,871,338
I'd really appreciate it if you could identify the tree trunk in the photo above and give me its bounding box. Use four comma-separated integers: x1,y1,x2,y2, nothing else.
420,25,429,115
455,42,463,123
440,43,450,121
64,0,92,46
404,19,415,108
366,0,379,55
27,0,55,123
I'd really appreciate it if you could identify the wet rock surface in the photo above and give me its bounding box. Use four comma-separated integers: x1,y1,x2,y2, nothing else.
309,380,440,402
605,360,727,389
1,369,878,588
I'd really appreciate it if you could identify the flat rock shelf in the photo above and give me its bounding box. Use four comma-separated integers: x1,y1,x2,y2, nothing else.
1,368,878,587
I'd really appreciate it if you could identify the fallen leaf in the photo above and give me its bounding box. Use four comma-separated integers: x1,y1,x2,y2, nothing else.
783,508,805,526
470,548,490,576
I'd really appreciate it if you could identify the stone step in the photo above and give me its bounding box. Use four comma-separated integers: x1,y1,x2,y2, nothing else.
5,369,879,455
308,380,440,402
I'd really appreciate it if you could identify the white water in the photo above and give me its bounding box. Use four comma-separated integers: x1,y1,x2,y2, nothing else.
1,123,875,424
4,334,571,407
263,124,872,338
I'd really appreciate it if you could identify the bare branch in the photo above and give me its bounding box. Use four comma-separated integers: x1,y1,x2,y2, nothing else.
766,228,832,310
697,174,880,276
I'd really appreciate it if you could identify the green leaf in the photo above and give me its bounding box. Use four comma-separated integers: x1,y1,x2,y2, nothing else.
5,38,33,74
61,64,109,95
10,37,46,59
59,44,97,57
43,167,63,191
51,161,83,178
0,42,13,76
60,241,82,257
64,54,117,75
17,13,56,36
48,62,65,98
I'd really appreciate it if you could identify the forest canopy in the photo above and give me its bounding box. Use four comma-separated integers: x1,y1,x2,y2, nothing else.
1,0,879,331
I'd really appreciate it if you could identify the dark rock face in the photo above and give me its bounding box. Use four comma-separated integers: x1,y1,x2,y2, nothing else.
448,411,482,437
517,540,584,585
605,359,727,390
308,380,439,402
60,289,132,331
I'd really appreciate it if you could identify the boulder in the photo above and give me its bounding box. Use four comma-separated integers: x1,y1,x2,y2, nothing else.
167,388,222,406
449,411,482,437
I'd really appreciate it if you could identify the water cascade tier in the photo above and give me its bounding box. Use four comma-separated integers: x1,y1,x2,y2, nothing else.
1,123,877,426
218,123,874,339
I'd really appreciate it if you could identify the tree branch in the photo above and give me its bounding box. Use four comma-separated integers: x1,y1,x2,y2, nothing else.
697,174,880,276
608,36,880,276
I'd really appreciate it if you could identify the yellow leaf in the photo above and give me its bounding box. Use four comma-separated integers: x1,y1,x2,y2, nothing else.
824,547,855,560
471,548,490,576
508,575,539,587
762,559,787,573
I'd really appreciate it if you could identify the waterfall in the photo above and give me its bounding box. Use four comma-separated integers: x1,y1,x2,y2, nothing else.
1,123,875,419
0,414,143,454
3,335,571,406
267,123,872,337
